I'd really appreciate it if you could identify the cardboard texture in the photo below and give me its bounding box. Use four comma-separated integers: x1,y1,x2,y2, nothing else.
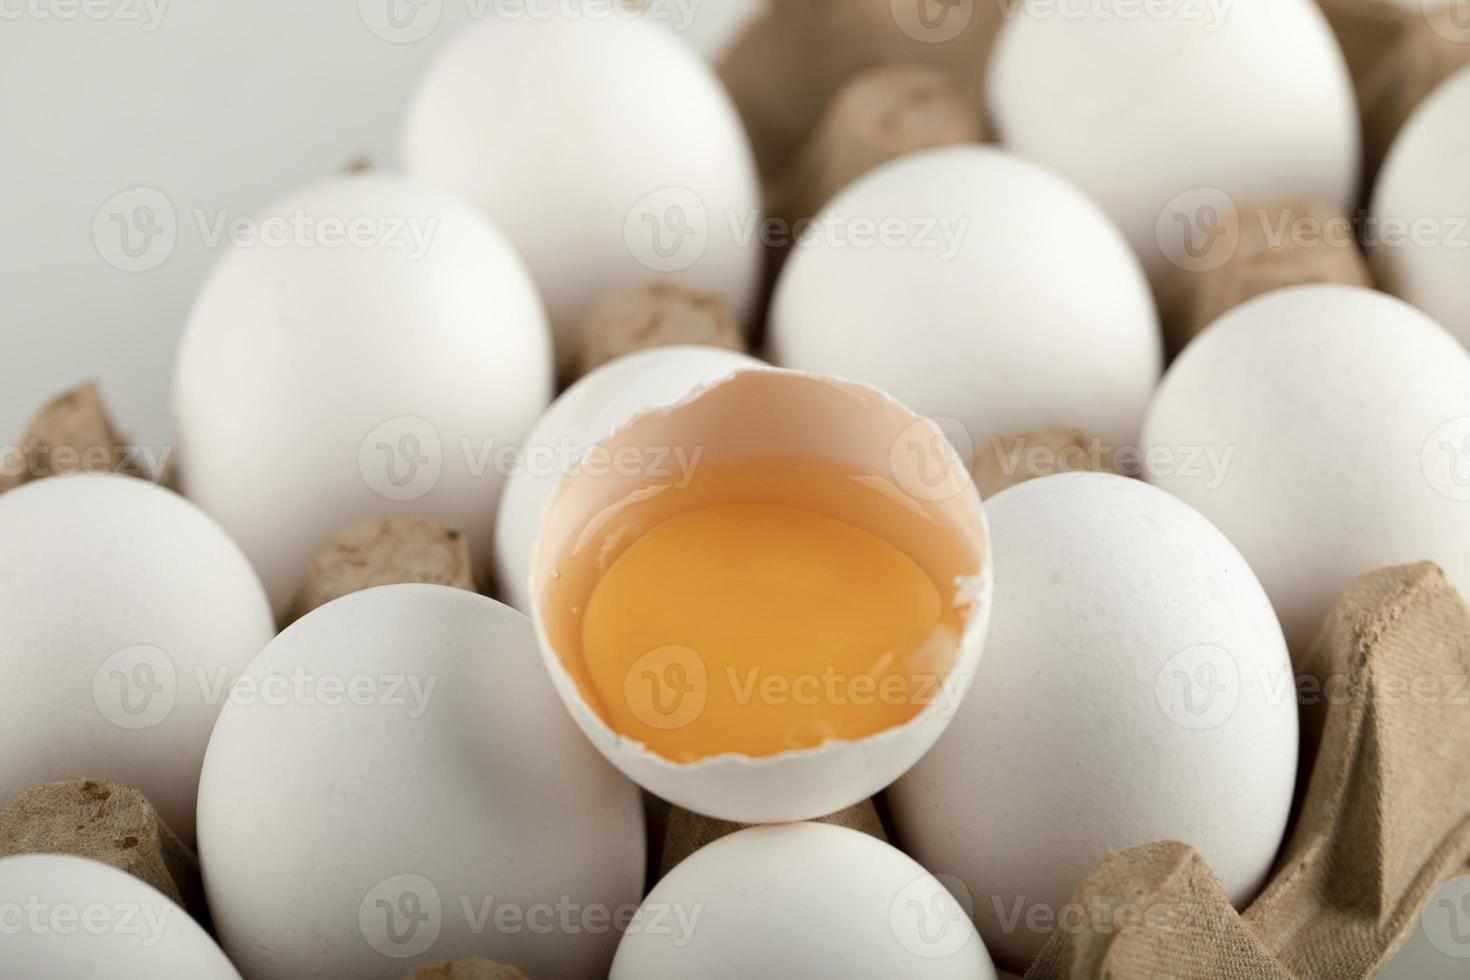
767,63,984,236
1175,202,1374,348
716,0,1003,177
290,516,476,622
658,799,888,879
971,429,1118,500
403,959,530,980
577,283,746,379
1022,563,1470,979
1,381,138,493
0,780,203,917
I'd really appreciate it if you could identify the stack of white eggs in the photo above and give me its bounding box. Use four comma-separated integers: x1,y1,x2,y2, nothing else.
5,1,1470,978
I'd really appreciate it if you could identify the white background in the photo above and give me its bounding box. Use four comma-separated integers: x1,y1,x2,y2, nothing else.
0,0,757,448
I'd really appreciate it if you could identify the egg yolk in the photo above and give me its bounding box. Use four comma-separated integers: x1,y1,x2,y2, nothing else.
581,503,953,762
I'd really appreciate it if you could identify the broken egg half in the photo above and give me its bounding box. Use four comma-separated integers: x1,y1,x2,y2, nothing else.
530,369,992,822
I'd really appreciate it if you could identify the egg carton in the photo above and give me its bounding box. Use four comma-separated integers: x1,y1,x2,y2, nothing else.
6,380,1469,979
710,0,1468,198
1316,0,1470,187
1021,561,1470,980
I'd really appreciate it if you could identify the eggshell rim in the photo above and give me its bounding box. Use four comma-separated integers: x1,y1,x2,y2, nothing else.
528,366,993,775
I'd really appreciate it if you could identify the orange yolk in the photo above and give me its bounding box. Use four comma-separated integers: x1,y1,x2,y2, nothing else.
581,503,952,762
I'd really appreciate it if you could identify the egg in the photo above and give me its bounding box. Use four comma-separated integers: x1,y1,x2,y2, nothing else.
888,473,1298,971
0,854,240,978
0,474,273,841
986,0,1358,296
1142,284,1470,657
174,174,553,617
402,15,763,374
610,823,998,979
768,145,1161,458
531,368,992,823
1370,66,1470,348
1378,875,1470,980
197,585,644,980
494,345,763,612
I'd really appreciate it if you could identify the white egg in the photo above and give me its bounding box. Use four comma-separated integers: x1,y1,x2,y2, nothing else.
1378,875,1470,980
888,473,1298,971
0,474,273,842
402,16,763,374
769,145,1161,458
494,345,763,612
610,823,998,979
174,174,553,617
987,0,1359,293
0,854,240,978
1371,66,1470,348
197,585,644,980
1142,284,1470,656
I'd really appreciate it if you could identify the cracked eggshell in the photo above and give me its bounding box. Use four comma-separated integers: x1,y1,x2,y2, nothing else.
530,368,992,823
1142,284,1470,658
402,15,763,374
768,145,1161,458
888,473,1298,972
0,474,274,842
0,854,241,978
987,0,1358,296
1371,66,1470,348
610,823,998,979
197,585,644,980
174,174,553,619
494,345,764,613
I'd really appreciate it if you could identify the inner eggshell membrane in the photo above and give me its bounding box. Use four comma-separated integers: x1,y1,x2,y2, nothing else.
534,370,987,765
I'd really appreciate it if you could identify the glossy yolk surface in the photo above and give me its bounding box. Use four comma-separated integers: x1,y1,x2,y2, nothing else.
581,503,948,762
